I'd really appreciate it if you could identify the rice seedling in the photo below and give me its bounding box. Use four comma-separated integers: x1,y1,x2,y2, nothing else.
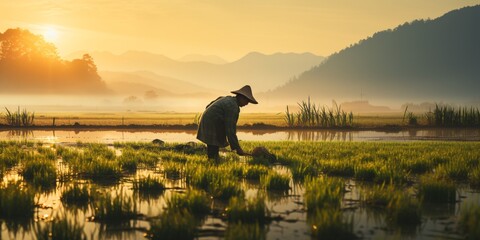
210,177,244,200
0,145,24,168
91,190,138,224
354,163,378,182
290,162,318,182
308,209,356,240
0,182,35,224
224,222,266,240
400,158,433,174
261,172,290,192
373,166,409,185
225,195,269,224
435,162,469,181
60,184,93,208
22,158,57,188
148,209,197,240
117,153,138,172
468,166,480,188
133,175,165,194
166,190,210,217
37,147,57,161
186,165,244,200
418,176,456,204
361,183,399,208
4,106,35,127
458,203,480,240
81,157,122,181
163,161,183,179
386,192,421,229
245,165,269,181
305,177,344,213
35,215,86,240
320,160,355,177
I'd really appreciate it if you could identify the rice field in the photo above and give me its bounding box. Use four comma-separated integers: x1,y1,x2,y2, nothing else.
1,140,480,239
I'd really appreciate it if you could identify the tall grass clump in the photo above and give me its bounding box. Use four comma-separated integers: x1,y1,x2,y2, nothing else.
166,190,210,217
458,204,480,240
435,162,469,181
320,160,355,177
290,162,318,182
261,172,290,192
430,104,480,127
82,157,122,181
225,196,270,224
148,210,197,240
22,158,57,188
4,107,35,127
60,184,93,208
362,183,399,208
186,165,243,200
305,177,344,213
91,190,138,224
245,165,269,181
418,176,456,204
386,192,421,229
133,175,166,199
35,216,86,240
284,98,354,127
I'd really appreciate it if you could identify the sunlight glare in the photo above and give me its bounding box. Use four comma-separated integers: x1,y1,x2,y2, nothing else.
43,26,59,43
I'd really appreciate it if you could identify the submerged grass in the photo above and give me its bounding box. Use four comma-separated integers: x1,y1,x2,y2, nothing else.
148,209,197,240
22,158,57,188
308,209,356,240
459,203,480,240
418,176,457,204
166,190,210,217
225,222,266,240
0,182,35,222
35,215,86,240
91,190,138,223
305,177,344,213
225,195,269,224
261,172,290,192
0,140,479,238
60,184,93,208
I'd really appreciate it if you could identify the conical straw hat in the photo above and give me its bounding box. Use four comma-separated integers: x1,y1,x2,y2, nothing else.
231,85,258,104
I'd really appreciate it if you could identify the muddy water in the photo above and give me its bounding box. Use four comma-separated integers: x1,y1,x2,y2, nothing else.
1,128,480,144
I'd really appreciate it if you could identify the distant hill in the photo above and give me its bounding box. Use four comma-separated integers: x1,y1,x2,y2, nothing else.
178,54,228,64
267,5,480,104
101,71,220,97
68,51,324,92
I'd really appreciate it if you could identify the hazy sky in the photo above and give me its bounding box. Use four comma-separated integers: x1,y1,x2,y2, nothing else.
1,0,479,61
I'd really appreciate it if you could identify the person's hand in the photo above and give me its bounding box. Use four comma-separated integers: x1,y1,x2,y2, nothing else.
236,148,251,156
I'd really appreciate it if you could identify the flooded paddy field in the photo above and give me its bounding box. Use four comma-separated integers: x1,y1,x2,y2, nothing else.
1,128,480,144
1,140,480,239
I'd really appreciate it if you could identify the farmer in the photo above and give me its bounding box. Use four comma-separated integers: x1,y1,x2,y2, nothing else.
196,85,258,159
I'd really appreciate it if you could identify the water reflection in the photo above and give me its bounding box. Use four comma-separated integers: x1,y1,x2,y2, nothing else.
1,128,479,144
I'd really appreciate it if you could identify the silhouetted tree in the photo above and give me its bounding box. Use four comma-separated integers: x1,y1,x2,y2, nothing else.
0,28,107,94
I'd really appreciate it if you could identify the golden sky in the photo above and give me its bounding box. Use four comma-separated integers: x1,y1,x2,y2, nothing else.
1,0,479,61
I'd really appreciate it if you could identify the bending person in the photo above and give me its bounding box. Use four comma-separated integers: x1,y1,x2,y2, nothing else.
196,85,258,159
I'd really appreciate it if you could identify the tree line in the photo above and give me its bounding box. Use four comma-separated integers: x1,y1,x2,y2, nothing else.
0,28,108,94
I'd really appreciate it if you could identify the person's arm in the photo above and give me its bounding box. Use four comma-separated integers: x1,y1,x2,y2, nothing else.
225,108,240,152
224,100,242,153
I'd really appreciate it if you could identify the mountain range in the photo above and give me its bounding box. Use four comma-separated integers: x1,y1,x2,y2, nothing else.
266,5,480,105
67,51,324,94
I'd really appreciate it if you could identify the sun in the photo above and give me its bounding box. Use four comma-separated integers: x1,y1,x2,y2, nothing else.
42,26,59,43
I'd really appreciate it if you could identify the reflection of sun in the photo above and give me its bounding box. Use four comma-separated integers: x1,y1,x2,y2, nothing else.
42,26,59,43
